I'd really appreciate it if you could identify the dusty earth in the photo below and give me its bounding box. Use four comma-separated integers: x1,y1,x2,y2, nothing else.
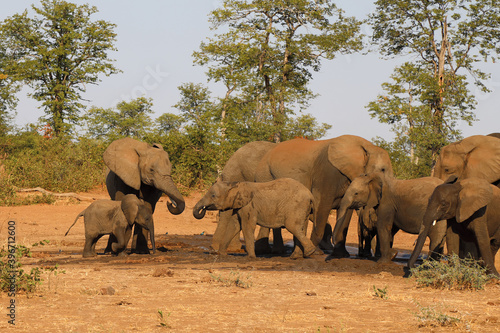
0,188,499,333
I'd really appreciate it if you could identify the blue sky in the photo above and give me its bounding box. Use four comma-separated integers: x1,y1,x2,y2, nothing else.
2,0,499,141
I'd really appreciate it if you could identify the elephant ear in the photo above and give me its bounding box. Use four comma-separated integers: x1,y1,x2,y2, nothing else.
454,135,500,183
104,138,142,190
328,135,368,180
366,174,383,210
121,195,141,225
225,183,253,209
456,178,493,223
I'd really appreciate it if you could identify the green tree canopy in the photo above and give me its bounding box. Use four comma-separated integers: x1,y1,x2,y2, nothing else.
0,0,120,136
82,97,154,141
369,0,500,167
194,0,363,142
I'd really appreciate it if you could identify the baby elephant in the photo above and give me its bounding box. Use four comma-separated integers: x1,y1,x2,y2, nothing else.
65,194,155,257
193,178,316,258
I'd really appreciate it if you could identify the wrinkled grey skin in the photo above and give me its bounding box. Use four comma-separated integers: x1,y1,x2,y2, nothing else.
212,141,276,252
65,194,155,258
193,179,316,259
408,177,500,277
254,135,394,259
104,138,185,254
336,173,446,263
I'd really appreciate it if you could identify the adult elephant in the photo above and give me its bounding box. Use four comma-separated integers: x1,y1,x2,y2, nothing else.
209,141,276,252
408,177,500,277
254,135,394,258
432,135,500,257
103,138,185,254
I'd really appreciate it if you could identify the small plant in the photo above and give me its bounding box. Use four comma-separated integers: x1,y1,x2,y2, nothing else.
210,270,252,288
32,240,50,247
372,285,388,299
413,301,461,327
42,264,66,292
410,254,493,290
0,245,42,293
157,309,171,328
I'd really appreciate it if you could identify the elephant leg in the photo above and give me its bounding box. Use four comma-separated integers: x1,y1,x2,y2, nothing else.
131,225,150,254
446,222,460,256
377,223,394,263
271,228,286,254
212,211,242,252
255,227,272,255
330,209,353,258
288,223,316,259
428,222,446,260
83,234,102,258
473,220,499,277
112,230,128,255
240,213,257,258
104,234,117,254
218,223,241,256
319,223,334,253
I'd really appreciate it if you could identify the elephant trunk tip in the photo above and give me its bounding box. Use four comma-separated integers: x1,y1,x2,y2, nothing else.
193,206,207,220
167,199,185,215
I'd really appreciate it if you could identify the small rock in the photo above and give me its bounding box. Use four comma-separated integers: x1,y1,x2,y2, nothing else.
101,286,115,295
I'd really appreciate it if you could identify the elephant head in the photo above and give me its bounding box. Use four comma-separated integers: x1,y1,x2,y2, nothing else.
193,181,252,219
335,173,382,238
327,135,394,182
104,138,185,215
120,194,156,254
433,135,500,184
408,177,493,268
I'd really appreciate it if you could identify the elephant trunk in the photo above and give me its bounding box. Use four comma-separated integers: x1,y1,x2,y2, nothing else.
156,175,185,215
193,200,207,220
408,210,435,268
333,200,352,244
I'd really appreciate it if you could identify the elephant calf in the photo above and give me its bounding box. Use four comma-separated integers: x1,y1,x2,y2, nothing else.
193,178,316,259
65,194,155,257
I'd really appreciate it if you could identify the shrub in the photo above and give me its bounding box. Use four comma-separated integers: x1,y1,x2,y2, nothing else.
410,254,494,290
0,245,42,294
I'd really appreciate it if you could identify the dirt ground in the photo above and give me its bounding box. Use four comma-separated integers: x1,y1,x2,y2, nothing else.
0,188,499,333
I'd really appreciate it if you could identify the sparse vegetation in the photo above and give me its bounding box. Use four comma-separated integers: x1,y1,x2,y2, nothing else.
372,285,388,299
410,254,494,290
413,301,461,328
209,269,252,289
0,245,42,294
157,309,172,328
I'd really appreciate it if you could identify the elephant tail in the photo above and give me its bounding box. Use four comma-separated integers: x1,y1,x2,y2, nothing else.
65,210,85,236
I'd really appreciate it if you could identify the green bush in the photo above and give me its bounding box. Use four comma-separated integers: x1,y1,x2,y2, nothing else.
0,130,106,205
0,245,42,294
410,254,494,290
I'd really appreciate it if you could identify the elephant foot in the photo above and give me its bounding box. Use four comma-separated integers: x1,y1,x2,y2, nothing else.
82,252,96,258
290,247,304,259
329,244,351,259
358,249,372,258
116,251,128,257
318,239,334,254
303,245,317,258
254,237,272,255
130,247,151,255
271,243,286,255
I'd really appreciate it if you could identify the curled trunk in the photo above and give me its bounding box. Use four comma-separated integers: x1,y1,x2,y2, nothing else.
193,201,207,220
156,175,185,215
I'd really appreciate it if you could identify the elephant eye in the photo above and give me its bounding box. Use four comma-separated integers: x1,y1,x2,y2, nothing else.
354,192,358,196
381,168,385,172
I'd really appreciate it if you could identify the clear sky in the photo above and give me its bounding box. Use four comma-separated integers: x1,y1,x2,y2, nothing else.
1,0,499,141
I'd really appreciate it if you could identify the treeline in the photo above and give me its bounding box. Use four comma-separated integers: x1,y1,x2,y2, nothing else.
1,1,499,205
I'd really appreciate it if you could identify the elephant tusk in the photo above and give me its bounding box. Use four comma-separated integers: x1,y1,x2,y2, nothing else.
432,220,437,226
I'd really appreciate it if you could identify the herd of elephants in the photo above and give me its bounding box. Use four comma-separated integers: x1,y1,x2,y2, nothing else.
66,134,500,277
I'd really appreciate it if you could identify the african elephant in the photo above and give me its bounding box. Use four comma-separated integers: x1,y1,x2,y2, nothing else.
254,135,394,258
408,177,500,277
103,138,185,254
433,135,500,185
211,141,276,252
193,178,316,258
336,173,446,263
65,194,155,257
432,135,500,258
